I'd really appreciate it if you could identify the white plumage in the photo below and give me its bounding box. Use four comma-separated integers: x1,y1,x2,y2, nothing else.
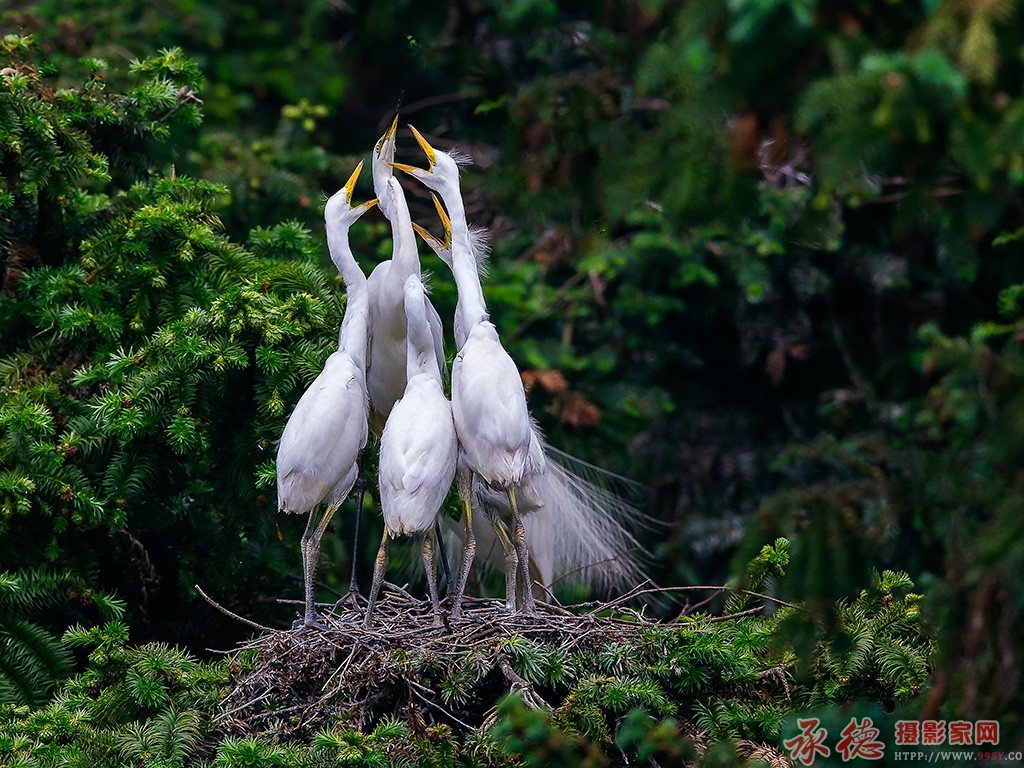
393,127,540,614
365,274,458,626
397,127,650,608
276,162,375,627
366,119,444,431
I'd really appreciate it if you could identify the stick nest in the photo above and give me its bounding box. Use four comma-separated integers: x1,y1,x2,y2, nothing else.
220,584,656,741
216,582,792,768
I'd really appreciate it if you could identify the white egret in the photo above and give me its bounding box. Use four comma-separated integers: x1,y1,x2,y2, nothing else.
366,117,445,430
398,130,649,604
276,163,376,627
365,274,459,628
392,130,539,615
343,118,450,597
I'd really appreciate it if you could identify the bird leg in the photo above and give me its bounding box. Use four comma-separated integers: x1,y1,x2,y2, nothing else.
507,488,535,614
450,496,476,619
363,527,390,629
347,452,368,601
422,528,444,627
300,505,337,627
433,518,452,595
504,533,519,612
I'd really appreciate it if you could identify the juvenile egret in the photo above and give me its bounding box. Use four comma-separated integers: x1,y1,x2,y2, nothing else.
365,275,459,628
276,163,376,627
345,118,449,596
399,131,649,602
392,130,539,615
366,117,445,430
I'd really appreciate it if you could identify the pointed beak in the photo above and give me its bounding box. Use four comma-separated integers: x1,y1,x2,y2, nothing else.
374,113,400,158
408,124,437,170
362,198,379,211
388,161,421,174
410,222,436,243
430,193,451,243
343,160,364,204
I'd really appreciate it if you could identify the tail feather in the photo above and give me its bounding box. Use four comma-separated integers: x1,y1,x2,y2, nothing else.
538,443,652,594
445,439,654,598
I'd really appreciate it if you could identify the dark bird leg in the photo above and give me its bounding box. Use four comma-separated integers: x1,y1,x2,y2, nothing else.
450,493,476,619
348,452,368,599
434,518,452,595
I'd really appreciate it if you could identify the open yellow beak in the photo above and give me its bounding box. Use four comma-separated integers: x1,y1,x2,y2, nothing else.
411,222,438,244
408,125,437,169
343,160,364,204
430,193,451,240
388,161,421,174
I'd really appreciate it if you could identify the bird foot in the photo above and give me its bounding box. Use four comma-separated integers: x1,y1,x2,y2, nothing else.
294,611,330,631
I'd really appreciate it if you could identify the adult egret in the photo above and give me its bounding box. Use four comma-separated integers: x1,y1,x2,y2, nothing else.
398,131,649,603
365,274,459,628
392,131,539,615
276,164,376,627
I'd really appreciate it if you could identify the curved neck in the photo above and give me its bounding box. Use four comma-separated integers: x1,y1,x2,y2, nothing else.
440,186,487,345
326,219,369,367
386,183,421,289
405,297,440,383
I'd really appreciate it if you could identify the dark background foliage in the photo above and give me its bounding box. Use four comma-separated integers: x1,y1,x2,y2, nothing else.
1,0,1022,753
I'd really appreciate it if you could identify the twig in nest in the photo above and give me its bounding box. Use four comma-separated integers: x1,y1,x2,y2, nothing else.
195,584,274,632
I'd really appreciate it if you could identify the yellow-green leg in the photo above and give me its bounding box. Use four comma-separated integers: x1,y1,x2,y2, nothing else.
507,488,535,614
363,527,390,629
300,504,336,627
451,495,476,619
422,527,443,627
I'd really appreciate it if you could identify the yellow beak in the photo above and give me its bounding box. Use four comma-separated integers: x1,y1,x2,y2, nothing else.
430,193,451,241
388,161,421,174
343,160,364,204
374,114,400,157
408,124,437,170
411,222,437,244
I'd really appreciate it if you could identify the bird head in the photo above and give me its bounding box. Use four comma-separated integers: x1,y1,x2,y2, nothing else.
389,125,464,199
410,193,453,268
372,114,400,217
325,161,378,225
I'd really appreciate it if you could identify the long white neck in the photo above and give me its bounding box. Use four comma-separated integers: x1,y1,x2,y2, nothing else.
404,279,441,383
386,179,421,292
326,218,369,368
440,184,487,347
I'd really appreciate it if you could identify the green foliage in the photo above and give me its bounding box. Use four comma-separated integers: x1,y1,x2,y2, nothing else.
0,569,123,708
1,0,1023,758
0,545,933,766
0,42,354,640
0,621,229,767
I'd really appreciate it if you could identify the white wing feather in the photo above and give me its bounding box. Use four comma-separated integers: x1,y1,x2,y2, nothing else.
277,351,368,514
